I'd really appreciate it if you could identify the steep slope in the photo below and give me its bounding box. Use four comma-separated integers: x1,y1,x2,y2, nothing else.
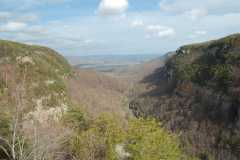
130,52,175,80
0,40,74,159
130,34,240,160
0,40,72,121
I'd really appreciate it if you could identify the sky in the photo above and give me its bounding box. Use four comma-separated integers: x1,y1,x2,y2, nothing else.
0,0,240,56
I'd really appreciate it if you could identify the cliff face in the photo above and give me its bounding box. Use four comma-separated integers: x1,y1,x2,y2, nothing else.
130,34,240,160
0,40,73,134
0,40,75,159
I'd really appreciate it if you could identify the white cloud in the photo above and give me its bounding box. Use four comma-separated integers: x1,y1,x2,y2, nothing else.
159,0,240,15
188,30,207,39
130,19,144,27
98,0,128,16
195,30,207,35
0,21,27,32
159,0,175,12
145,25,175,38
185,8,208,20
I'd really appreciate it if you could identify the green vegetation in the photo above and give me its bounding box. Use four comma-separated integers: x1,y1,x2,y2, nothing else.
68,114,125,160
170,35,240,92
176,64,201,81
212,64,232,90
0,111,11,138
176,63,233,91
126,118,187,160
63,107,89,131
0,78,7,96
64,108,194,160
221,134,240,157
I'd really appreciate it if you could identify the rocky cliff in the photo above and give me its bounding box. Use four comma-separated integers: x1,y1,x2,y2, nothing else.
0,40,74,159
0,40,72,122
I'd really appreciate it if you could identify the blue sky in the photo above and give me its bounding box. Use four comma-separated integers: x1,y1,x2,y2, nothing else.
0,0,240,55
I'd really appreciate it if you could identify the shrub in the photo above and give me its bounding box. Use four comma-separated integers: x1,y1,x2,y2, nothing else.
211,64,232,91
0,111,11,138
126,118,186,160
67,113,195,160
63,107,89,131
69,114,125,160
0,77,7,96
177,64,200,81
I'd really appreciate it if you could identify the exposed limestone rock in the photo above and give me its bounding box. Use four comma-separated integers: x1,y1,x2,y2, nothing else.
25,97,68,125
16,56,35,65
45,80,55,85
115,144,131,160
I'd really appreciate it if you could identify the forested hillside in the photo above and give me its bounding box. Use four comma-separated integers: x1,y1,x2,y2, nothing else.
130,34,240,160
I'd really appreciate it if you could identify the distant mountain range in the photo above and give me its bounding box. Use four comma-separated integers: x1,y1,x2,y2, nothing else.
66,54,163,73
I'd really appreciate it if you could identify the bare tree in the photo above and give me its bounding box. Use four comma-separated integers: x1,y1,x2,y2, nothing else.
0,65,33,160
0,61,71,160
